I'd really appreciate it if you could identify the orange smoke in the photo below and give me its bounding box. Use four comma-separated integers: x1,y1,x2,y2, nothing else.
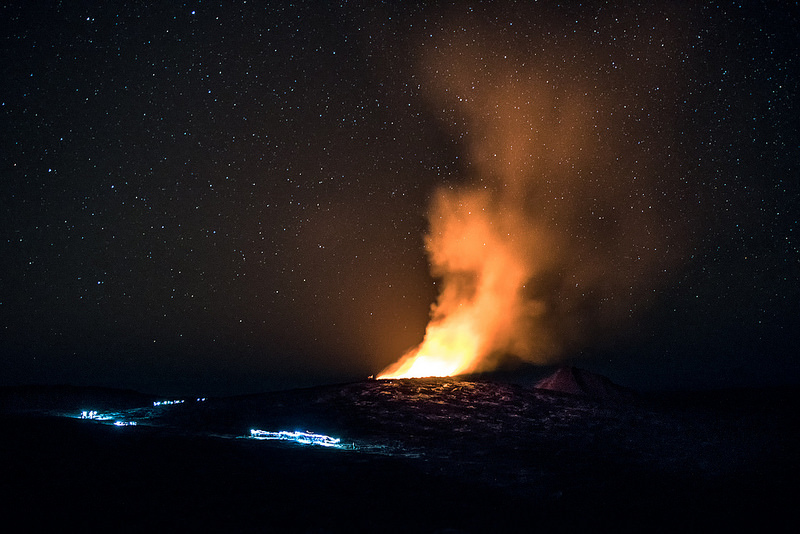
378,10,690,379
377,189,548,379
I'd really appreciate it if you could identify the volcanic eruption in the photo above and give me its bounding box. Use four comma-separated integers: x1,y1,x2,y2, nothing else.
377,188,551,379
378,18,688,380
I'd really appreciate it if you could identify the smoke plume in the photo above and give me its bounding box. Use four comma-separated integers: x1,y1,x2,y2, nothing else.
379,10,692,378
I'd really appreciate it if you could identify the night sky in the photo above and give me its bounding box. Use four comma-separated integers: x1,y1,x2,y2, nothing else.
2,1,798,396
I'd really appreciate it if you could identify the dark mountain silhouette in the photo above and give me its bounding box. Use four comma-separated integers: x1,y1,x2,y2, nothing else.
534,366,636,401
0,384,156,413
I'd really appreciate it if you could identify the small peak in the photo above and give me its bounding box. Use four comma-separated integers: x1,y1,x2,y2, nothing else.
535,366,635,402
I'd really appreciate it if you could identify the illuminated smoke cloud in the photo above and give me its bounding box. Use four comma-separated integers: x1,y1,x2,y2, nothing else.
379,10,692,379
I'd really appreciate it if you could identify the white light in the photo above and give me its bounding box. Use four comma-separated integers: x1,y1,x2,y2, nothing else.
153,399,185,407
79,410,115,421
249,429,343,448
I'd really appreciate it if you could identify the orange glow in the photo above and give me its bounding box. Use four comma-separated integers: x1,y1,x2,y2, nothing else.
378,22,686,379
377,190,535,379
377,311,482,379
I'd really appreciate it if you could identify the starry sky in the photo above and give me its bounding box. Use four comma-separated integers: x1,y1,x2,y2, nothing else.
2,1,798,396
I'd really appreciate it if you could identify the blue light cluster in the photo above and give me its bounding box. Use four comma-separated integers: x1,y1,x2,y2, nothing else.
74,406,357,451
80,410,114,421
80,411,137,425
249,429,343,448
153,399,185,407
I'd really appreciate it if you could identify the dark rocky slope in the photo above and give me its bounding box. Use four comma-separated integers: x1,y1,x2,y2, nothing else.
1,377,796,532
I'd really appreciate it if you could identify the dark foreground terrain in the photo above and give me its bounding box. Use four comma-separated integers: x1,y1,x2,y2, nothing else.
1,378,797,533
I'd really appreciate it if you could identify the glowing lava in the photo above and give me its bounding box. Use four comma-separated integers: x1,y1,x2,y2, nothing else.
377,320,481,379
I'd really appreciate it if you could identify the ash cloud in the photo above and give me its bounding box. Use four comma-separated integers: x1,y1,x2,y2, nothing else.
413,8,696,369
